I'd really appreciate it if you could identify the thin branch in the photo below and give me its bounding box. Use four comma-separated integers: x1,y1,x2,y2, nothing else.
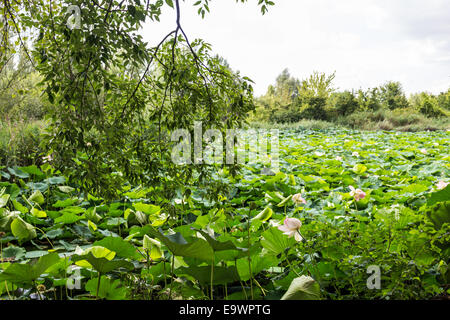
117,29,177,121
4,0,35,69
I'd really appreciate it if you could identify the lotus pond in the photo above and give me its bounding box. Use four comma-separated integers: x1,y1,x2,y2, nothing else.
0,129,449,300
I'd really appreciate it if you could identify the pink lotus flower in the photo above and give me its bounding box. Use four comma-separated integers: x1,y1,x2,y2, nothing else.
278,218,303,242
292,193,306,205
349,186,366,201
335,156,343,161
437,181,449,190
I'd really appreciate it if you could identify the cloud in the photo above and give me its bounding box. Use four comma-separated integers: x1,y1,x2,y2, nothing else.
141,0,450,96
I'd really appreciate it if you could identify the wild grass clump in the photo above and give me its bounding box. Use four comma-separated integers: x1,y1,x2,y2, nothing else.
249,119,339,131
0,120,47,167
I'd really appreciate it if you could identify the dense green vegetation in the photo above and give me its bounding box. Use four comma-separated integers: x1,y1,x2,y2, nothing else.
1,129,449,300
251,69,450,130
0,0,449,301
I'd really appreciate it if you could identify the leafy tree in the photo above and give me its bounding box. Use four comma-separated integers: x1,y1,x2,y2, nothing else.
0,0,275,199
356,88,382,112
379,81,410,110
295,71,336,121
410,92,448,118
253,71,336,122
437,89,450,111
297,96,328,121
297,71,336,99
253,68,300,122
329,90,359,117
273,68,300,101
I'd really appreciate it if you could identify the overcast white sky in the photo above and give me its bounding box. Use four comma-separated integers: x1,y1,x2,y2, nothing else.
141,0,450,97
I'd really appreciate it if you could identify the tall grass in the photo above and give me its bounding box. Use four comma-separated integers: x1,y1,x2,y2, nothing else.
250,109,450,132
336,109,450,131
248,119,340,131
0,120,47,167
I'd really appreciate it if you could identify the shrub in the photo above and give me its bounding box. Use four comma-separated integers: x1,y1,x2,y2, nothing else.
329,91,360,117
437,90,450,111
298,96,328,121
410,93,449,118
379,81,410,110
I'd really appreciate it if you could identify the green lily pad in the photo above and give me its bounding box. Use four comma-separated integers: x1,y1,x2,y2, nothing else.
281,276,321,300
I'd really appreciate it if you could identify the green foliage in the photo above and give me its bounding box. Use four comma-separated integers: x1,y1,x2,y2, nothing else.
0,0,267,201
0,120,46,167
0,128,449,300
437,89,450,111
410,92,449,118
298,96,328,121
0,252,60,283
254,70,335,123
1,1,449,302
357,88,382,111
298,71,336,99
329,91,360,117
379,81,410,110
253,70,449,126
281,276,321,300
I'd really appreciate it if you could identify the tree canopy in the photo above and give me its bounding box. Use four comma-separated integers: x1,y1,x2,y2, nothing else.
0,0,275,198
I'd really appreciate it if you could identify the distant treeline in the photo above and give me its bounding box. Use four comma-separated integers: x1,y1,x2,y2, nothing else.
251,69,450,123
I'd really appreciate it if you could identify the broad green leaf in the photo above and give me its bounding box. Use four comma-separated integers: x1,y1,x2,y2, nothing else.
31,207,47,218
19,165,43,177
236,254,278,281
8,167,30,179
428,185,450,206
53,199,75,208
401,184,428,194
54,212,83,225
147,227,214,262
143,235,163,260
194,229,241,252
132,203,161,215
12,200,28,213
0,194,10,208
73,253,134,274
85,276,129,300
252,206,273,221
281,276,321,300
46,176,66,185
1,246,26,260
93,237,141,260
75,246,116,260
426,202,450,230
352,164,367,175
261,227,296,255
176,266,240,285
0,252,60,283
0,210,20,230
10,217,37,243
88,220,97,232
28,190,45,205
